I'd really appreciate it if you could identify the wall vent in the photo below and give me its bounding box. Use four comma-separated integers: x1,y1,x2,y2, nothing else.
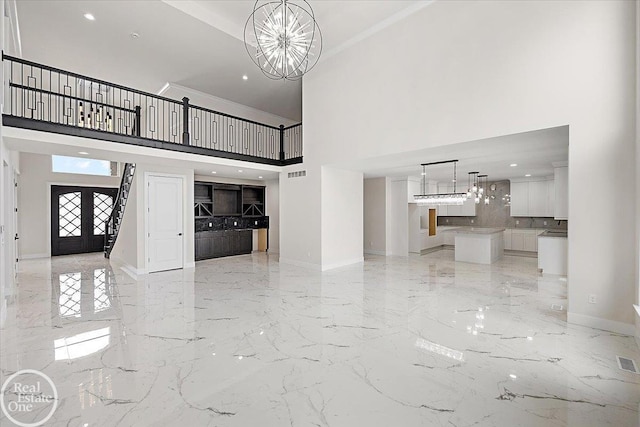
288,170,306,178
616,356,638,374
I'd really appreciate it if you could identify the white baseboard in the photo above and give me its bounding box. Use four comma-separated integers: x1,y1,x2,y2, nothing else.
19,253,48,260
279,256,365,271
278,257,322,270
567,312,635,336
321,257,364,271
109,257,147,278
184,261,195,269
364,250,390,256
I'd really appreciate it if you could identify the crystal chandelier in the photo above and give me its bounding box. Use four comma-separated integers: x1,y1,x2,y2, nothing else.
244,0,323,80
413,160,468,205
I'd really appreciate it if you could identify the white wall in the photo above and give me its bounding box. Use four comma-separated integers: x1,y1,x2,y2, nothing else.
388,179,409,257
159,84,298,128
17,153,120,258
635,0,640,348
292,0,637,332
279,165,321,268
266,178,279,253
321,166,363,270
109,173,138,270
363,177,387,255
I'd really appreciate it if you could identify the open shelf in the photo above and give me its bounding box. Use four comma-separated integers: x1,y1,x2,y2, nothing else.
193,182,266,218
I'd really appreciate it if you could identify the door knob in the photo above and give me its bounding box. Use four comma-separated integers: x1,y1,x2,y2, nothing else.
178,233,183,236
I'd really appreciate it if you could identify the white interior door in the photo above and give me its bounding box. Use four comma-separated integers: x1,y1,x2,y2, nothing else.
147,175,183,273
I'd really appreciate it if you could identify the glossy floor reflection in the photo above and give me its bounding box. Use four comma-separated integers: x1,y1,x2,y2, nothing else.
1,251,639,426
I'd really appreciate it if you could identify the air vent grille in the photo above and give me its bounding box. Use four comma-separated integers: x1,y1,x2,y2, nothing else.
288,170,306,178
616,356,638,374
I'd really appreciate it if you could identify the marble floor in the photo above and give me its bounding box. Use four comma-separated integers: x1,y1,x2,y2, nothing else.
1,251,639,426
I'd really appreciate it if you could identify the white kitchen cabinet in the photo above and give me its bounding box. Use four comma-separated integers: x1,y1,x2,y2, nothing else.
538,234,568,275
510,182,529,216
460,196,476,216
546,180,555,217
436,183,448,216
554,166,568,220
510,179,554,217
511,231,525,251
437,182,475,217
528,181,548,217
407,178,421,203
523,233,537,252
509,229,540,252
503,229,512,250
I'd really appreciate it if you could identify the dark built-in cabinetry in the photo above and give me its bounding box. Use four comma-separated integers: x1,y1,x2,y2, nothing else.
195,182,265,218
194,181,268,261
195,230,253,260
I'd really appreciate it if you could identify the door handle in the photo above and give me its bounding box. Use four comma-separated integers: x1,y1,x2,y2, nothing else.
14,234,19,240
178,233,183,236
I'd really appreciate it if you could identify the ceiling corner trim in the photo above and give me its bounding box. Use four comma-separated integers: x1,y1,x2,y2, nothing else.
321,0,436,62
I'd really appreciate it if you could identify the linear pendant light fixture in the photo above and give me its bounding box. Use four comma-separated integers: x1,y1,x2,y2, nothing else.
414,160,468,205
244,0,323,80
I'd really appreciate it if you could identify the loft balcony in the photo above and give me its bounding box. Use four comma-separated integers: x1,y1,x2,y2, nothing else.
2,54,302,166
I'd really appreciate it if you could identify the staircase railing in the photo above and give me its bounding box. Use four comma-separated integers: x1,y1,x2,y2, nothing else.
104,163,136,258
2,53,303,165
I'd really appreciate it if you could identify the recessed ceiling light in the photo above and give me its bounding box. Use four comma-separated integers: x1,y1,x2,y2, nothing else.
211,171,217,174
242,75,248,80
258,176,263,179
84,13,95,21
510,163,518,167
238,169,243,173
130,32,140,39
525,174,531,177
78,151,89,155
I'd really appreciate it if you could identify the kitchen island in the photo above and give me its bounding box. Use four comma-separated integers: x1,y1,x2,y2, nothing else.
538,230,568,275
453,228,505,264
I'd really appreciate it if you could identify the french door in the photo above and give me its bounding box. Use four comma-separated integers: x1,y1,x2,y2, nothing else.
51,186,118,256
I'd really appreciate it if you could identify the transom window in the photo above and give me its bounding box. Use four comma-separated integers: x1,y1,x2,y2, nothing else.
52,155,118,176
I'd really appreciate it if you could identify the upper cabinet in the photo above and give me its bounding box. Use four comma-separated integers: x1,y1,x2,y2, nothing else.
510,178,554,217
437,183,476,217
242,186,266,217
194,182,266,218
553,165,568,220
510,181,529,216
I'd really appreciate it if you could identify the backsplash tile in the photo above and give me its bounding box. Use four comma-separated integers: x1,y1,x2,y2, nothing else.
436,180,567,230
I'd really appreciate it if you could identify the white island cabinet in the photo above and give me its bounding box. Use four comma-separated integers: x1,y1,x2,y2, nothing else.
538,230,568,275
453,228,505,264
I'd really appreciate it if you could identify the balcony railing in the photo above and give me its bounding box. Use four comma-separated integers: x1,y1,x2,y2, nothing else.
2,54,302,166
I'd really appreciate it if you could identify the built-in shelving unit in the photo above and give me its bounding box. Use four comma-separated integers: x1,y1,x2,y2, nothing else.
194,182,265,218
242,185,265,217
194,181,268,260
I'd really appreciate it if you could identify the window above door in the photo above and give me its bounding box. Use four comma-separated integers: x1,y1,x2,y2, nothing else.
52,155,119,177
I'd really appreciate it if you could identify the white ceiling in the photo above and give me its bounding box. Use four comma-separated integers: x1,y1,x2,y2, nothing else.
15,0,428,122
349,126,569,183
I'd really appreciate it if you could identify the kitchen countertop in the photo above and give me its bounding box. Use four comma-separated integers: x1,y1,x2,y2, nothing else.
539,230,568,238
452,227,505,235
